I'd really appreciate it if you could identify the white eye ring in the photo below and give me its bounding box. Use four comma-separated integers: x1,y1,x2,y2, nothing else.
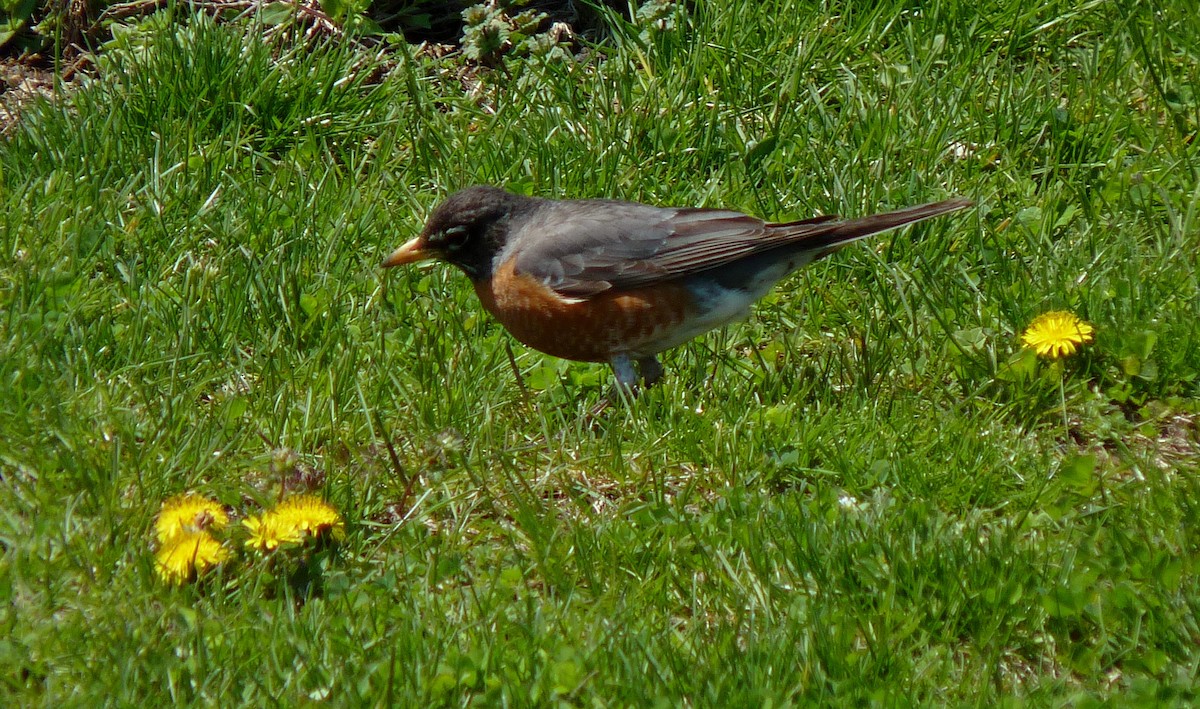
443,225,469,250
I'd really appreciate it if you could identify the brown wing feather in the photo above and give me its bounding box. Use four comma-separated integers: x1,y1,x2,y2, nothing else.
512,198,971,298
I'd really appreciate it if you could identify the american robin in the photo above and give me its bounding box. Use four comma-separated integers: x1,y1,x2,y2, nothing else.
383,186,971,391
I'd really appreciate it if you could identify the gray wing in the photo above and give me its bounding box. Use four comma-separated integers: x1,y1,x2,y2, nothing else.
510,199,841,297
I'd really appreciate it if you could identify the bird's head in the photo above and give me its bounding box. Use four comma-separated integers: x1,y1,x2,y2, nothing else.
382,185,526,280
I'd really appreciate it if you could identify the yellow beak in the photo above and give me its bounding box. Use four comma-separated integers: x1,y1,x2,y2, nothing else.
381,237,433,268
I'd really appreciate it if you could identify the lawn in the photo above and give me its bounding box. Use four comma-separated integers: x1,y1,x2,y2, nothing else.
2,0,1198,704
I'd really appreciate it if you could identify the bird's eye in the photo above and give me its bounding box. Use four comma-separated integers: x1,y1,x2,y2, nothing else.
442,225,470,250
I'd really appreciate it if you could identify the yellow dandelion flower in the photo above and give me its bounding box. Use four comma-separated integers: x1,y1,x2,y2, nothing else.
1021,311,1094,359
274,494,345,541
155,494,229,543
155,530,229,585
243,511,304,551
244,495,344,551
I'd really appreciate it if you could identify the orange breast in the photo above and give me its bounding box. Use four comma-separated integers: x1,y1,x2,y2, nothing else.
472,259,697,363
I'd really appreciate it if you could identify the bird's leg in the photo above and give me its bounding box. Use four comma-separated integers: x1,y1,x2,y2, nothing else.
585,354,640,419
591,355,662,417
608,354,640,397
637,356,664,388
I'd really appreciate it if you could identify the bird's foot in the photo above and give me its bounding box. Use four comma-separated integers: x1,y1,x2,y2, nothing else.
636,356,664,389
594,354,665,411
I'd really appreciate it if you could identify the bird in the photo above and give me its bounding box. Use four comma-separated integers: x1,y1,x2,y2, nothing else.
383,186,971,393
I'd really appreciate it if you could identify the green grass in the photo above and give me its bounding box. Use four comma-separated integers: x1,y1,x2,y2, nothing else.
2,1,1199,704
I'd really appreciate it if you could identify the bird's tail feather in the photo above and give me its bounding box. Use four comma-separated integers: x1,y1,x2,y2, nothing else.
772,197,972,258
819,197,974,249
